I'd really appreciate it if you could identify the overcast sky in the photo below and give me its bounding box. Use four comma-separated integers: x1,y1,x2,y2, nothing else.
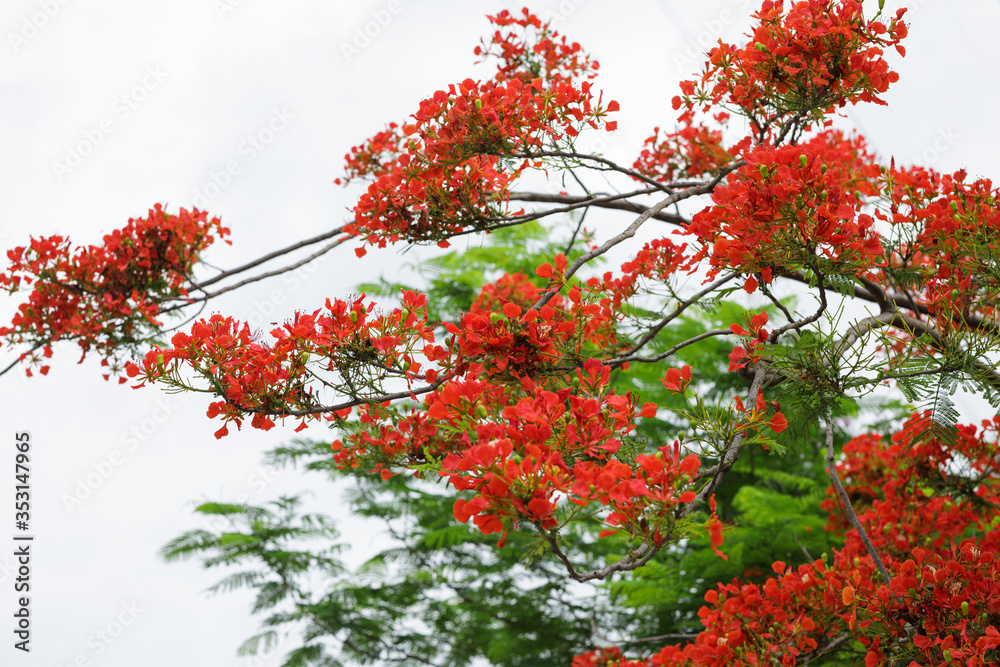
1,0,998,665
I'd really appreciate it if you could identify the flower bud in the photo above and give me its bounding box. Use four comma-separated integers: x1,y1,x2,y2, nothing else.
962,601,969,615
474,98,483,110
799,154,808,168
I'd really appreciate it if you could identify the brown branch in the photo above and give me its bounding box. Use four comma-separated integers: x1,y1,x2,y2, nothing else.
792,532,814,562
504,150,677,193
530,163,744,314
509,192,689,226
796,632,853,665
779,270,1000,338
823,417,893,588
685,364,768,512
161,235,351,313
688,279,829,507
540,527,663,583
608,328,733,367
540,275,740,371
834,310,1000,393
621,273,740,355
222,375,448,419
192,224,348,290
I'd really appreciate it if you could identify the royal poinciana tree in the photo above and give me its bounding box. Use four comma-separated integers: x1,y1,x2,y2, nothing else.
3,2,1000,665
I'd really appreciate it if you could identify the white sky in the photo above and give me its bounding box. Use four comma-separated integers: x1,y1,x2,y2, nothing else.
1,0,998,665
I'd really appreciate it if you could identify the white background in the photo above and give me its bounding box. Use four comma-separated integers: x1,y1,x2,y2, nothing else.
0,0,997,665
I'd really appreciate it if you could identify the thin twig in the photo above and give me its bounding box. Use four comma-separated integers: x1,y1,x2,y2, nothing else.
161,235,350,313
508,191,689,226
792,532,814,562
193,225,348,290
504,150,675,193
822,417,893,588
531,163,745,314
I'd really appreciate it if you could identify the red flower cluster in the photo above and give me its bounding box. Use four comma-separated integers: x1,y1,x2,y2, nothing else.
687,136,883,291
827,417,1000,666
876,166,1000,331
446,272,572,381
652,559,843,666
126,291,435,438
0,205,228,379
620,237,689,284
334,122,404,185
574,647,646,667
318,267,693,546
476,7,600,86
727,310,770,372
578,415,1000,666
674,0,908,129
435,359,696,547
337,9,618,252
632,115,736,185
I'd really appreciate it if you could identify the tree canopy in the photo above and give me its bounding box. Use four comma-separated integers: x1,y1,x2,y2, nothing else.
3,2,1000,666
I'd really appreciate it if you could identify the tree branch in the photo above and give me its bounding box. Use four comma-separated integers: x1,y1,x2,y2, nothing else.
823,416,893,589
192,225,348,290
530,163,744,314
508,191,689,227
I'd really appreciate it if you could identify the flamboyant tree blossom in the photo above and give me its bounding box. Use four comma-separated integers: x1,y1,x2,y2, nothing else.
3,2,1000,665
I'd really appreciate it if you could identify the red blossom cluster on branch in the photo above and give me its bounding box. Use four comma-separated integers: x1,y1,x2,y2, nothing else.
878,166,1000,330
336,8,618,252
674,0,908,132
580,416,1000,667
126,290,435,438
632,115,737,186
13,2,1000,665
687,134,883,293
0,204,228,379
320,267,726,548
